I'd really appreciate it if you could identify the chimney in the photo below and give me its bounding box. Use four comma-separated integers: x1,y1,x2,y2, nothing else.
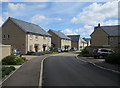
98,23,100,27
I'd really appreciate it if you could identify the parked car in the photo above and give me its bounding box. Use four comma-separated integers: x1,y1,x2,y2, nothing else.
55,48,61,53
93,48,114,59
13,49,22,56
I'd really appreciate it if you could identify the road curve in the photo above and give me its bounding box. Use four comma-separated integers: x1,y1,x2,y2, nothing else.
42,56,119,86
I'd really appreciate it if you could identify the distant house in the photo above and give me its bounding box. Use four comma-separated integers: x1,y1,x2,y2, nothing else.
2,17,51,54
67,35,88,51
83,38,91,46
48,29,71,50
90,24,120,53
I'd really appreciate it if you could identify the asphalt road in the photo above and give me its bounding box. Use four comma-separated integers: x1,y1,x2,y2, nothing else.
42,56,120,86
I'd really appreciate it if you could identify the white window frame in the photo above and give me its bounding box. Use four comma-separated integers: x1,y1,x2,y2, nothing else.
30,34,33,39
43,36,46,40
30,45,33,52
35,35,38,40
8,34,10,39
3,35,5,39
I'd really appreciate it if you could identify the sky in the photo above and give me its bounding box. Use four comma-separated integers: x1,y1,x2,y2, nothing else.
0,0,119,38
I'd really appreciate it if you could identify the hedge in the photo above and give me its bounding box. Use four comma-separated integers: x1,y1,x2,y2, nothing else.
105,53,120,64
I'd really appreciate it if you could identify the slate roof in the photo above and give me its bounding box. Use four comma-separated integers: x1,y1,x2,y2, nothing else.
95,25,120,36
49,29,71,40
67,35,80,42
9,17,51,36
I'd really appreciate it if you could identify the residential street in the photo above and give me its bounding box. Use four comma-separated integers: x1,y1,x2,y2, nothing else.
42,54,120,86
2,53,120,87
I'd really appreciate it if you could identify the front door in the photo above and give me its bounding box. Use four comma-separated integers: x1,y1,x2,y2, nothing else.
43,46,46,51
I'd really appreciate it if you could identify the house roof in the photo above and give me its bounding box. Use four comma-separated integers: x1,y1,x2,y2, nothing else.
95,25,120,36
67,35,80,42
8,17,51,36
81,38,87,43
49,29,71,40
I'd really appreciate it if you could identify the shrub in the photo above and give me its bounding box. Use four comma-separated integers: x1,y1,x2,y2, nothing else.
81,48,89,56
2,66,15,78
2,55,25,65
105,53,120,64
43,51,53,54
27,51,35,55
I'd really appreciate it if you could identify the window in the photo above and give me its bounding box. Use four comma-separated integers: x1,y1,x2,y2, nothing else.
30,34,33,39
110,37,113,41
3,35,5,39
35,35,38,40
48,37,50,41
43,36,46,40
30,45,33,52
8,34,10,38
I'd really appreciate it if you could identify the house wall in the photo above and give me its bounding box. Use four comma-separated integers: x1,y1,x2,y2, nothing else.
2,19,26,54
91,27,109,46
71,41,78,50
61,39,71,50
27,33,51,52
48,30,61,48
0,45,11,60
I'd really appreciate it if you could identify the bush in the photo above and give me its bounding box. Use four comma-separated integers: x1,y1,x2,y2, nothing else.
105,53,120,64
81,48,89,56
64,50,68,52
2,66,15,78
2,55,25,65
43,51,53,54
27,51,35,55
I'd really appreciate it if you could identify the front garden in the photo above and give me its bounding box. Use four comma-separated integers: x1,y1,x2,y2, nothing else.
1,55,27,78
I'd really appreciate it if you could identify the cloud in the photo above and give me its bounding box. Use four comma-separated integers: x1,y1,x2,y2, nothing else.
8,3,26,11
30,14,62,23
101,20,118,26
30,14,46,23
61,29,78,35
71,1,118,25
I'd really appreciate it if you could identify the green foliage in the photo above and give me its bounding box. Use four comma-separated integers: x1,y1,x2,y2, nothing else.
43,51,53,54
105,53,120,64
27,51,35,55
2,55,25,65
81,48,89,56
2,66,15,78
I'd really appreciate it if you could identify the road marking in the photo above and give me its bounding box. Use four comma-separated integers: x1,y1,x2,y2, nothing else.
75,56,87,63
39,57,47,87
76,56,120,74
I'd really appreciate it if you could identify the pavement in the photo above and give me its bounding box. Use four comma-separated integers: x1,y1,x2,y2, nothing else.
42,55,120,86
2,54,50,86
77,56,120,73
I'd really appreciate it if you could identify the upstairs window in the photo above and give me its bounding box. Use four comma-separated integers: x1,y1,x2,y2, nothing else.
48,37,50,41
43,36,46,40
30,34,33,39
3,35,5,39
35,35,38,40
8,34,10,39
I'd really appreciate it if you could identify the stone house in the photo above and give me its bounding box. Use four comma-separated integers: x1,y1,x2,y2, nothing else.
48,29,71,50
67,35,88,51
2,17,51,54
90,24,120,53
